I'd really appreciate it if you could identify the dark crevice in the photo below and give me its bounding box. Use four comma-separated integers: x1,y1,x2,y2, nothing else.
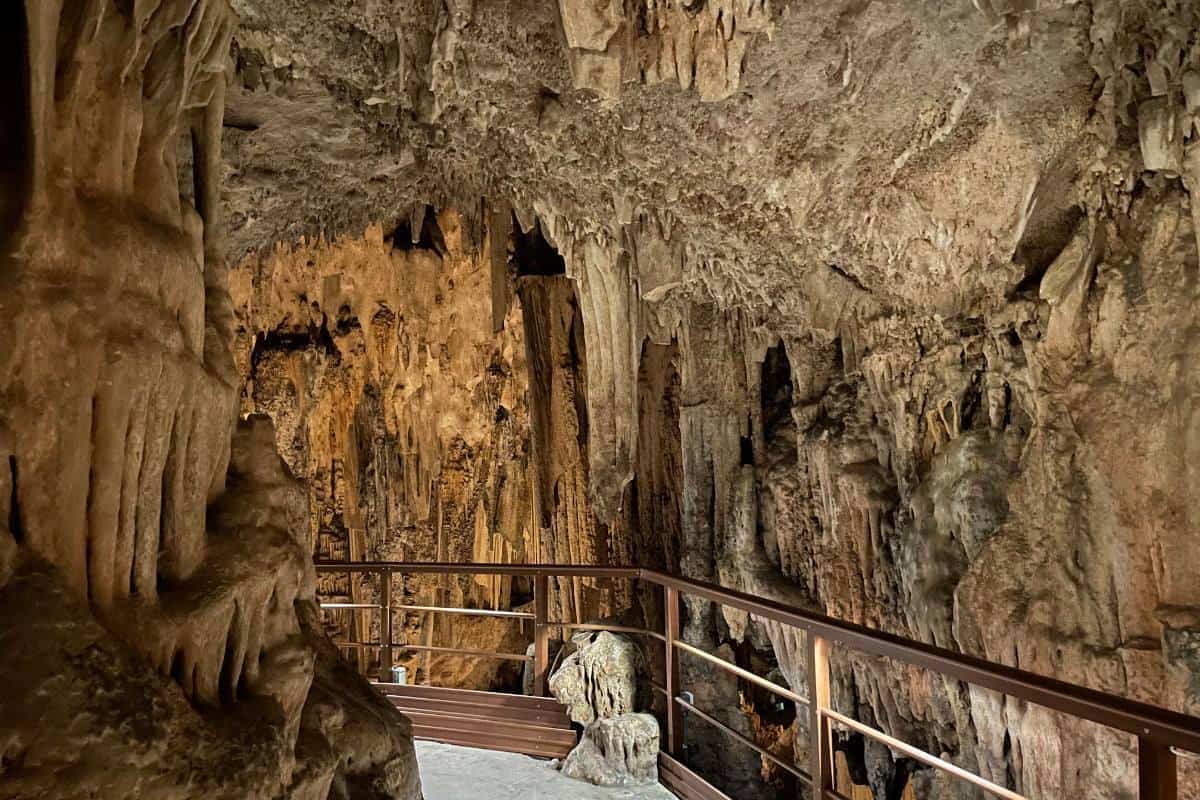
334,304,361,336
8,455,22,544
828,263,868,292
128,427,144,597
1003,730,1017,789
169,648,187,687
85,393,99,604
886,761,917,800
535,87,562,126
1001,381,1013,430
388,204,446,255
156,411,177,593
1012,205,1084,297
830,336,845,375
837,733,870,786
739,435,754,466
0,1,30,250
568,297,589,453
249,318,342,382
959,371,984,432
512,216,566,276
761,342,794,444
222,112,262,132
218,603,241,703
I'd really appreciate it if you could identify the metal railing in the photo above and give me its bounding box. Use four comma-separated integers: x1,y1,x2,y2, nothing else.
315,561,1200,800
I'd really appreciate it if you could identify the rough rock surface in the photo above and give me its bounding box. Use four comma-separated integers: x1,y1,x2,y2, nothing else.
561,713,661,787
7,0,1200,797
213,1,1200,796
0,415,421,799
230,213,625,686
0,2,419,797
550,631,641,726
551,631,659,787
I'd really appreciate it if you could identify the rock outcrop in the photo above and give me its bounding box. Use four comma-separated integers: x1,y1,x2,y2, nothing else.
550,631,641,726
0,2,420,797
561,713,661,787
551,631,659,787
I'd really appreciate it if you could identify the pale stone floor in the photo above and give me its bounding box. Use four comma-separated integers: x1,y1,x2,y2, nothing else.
415,740,679,800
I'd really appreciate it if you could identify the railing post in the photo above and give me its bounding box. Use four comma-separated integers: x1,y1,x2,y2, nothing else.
664,584,684,756
807,632,833,799
1138,738,1177,799
378,567,393,683
533,572,550,696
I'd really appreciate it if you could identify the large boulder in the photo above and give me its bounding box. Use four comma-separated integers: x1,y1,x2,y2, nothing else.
549,631,639,725
560,713,660,787
549,631,659,787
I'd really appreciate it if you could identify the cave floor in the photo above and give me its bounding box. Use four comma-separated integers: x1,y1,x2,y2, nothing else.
415,740,679,799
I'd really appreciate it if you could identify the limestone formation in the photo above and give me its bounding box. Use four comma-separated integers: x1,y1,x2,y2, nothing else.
561,713,661,787
551,631,659,787
0,2,419,797
550,631,641,726
216,0,1200,795
7,0,1200,798
230,214,624,686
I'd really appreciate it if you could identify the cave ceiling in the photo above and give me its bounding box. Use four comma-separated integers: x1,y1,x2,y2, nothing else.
224,0,1104,320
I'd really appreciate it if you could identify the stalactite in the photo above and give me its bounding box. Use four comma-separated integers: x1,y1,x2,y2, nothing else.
0,4,421,797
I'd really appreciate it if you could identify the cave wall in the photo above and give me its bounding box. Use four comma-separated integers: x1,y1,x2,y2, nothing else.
0,3,419,797
231,211,536,688
211,0,1200,797
231,210,626,688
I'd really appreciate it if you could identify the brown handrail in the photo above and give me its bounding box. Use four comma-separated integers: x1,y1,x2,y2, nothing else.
317,561,638,578
315,560,1197,799
643,568,1200,753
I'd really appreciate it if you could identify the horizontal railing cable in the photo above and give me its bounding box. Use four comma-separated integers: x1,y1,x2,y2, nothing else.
674,694,811,784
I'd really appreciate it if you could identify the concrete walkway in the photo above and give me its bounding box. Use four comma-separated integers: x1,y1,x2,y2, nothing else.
415,740,679,800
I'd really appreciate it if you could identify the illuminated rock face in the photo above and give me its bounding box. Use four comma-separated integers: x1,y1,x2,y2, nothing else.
551,632,658,787
551,631,640,726
217,0,1200,795
229,215,627,688
0,3,419,798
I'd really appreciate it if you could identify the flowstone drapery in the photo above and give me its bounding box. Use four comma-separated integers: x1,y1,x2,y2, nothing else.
0,3,420,797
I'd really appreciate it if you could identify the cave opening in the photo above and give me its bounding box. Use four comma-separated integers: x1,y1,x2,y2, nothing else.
761,342,794,445
388,205,448,255
0,0,29,248
248,319,342,380
512,217,566,276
